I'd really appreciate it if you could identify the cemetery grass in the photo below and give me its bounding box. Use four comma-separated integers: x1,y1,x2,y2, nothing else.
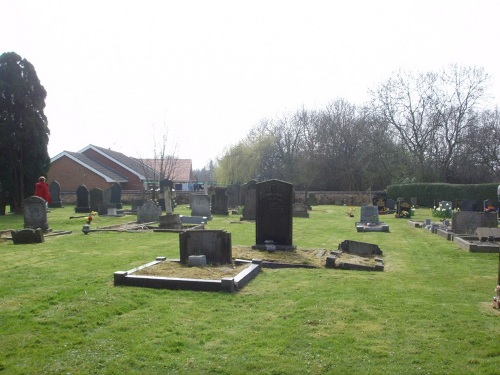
0,206,498,374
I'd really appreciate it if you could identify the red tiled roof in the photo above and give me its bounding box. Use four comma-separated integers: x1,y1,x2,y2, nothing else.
140,158,193,182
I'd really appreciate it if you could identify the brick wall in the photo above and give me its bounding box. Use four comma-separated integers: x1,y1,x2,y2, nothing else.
48,155,112,192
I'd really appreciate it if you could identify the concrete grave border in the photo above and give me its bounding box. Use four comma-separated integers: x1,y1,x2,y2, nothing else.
114,257,262,292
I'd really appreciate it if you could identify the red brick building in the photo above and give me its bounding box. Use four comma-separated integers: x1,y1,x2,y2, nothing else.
49,144,193,193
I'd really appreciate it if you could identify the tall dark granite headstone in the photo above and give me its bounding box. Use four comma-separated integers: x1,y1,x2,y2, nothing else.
89,187,104,212
48,181,62,208
253,179,295,250
110,183,122,209
211,187,229,215
75,185,90,213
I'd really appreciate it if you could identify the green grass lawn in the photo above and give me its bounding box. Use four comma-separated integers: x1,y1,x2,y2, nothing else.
1,205,499,374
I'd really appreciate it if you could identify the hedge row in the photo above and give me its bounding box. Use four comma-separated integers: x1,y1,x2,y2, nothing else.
386,183,500,208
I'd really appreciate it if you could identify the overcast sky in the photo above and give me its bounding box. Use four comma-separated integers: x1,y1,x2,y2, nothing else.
3,0,499,169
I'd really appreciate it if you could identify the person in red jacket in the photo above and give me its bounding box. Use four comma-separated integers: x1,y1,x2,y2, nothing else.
34,176,51,208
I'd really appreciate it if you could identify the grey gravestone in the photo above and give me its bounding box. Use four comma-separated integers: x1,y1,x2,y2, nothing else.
452,211,498,234
137,200,161,223
179,229,232,265
253,179,295,250
110,183,122,209
211,187,229,215
356,205,389,232
24,196,49,231
359,205,380,225
75,185,90,213
241,180,257,220
190,194,212,220
89,187,104,212
48,181,62,208
292,202,309,218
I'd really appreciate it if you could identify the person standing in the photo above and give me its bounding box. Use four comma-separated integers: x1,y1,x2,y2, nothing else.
34,176,51,208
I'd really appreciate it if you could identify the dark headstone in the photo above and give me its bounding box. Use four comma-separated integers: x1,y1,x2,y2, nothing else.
75,185,90,213
11,228,44,244
110,183,122,209
386,199,395,211
211,187,229,215
253,179,295,250
23,196,49,231
89,187,104,212
338,240,383,256
48,181,62,208
456,199,477,212
131,199,145,213
241,180,257,221
226,184,240,210
179,230,232,265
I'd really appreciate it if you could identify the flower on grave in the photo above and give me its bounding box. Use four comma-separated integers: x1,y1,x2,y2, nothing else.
85,211,98,224
346,207,355,216
496,285,500,296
